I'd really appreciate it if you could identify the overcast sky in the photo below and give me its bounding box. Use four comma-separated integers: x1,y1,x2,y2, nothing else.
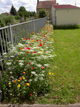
0,0,80,14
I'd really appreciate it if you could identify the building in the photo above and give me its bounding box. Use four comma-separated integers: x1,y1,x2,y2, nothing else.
36,0,56,20
51,4,80,25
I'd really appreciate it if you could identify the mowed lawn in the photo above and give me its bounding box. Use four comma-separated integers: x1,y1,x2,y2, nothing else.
34,28,80,105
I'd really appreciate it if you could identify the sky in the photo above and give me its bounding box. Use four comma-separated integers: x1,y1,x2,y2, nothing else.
0,0,80,14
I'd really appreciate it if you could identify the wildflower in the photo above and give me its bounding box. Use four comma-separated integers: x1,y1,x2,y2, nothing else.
34,51,36,53
25,83,30,86
10,55,14,58
31,74,33,76
19,62,23,66
30,94,32,96
24,47,27,49
26,52,29,53
31,52,33,54
12,68,14,69
23,77,25,80
14,80,16,82
20,47,23,50
18,80,20,82
49,72,51,75
8,60,10,61
6,62,12,65
52,73,54,75
39,44,43,46
18,84,21,87
19,78,22,80
41,66,44,69
9,82,11,85
38,53,40,55
23,71,26,74
28,63,30,65
28,38,30,40
31,67,34,70
27,47,30,50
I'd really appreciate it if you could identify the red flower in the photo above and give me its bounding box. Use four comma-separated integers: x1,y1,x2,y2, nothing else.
34,51,36,53
30,94,32,96
43,36,45,37
28,63,30,65
55,40,56,42
26,52,29,53
27,47,30,50
37,40,38,42
29,44,32,46
31,52,33,54
32,67,34,69
39,40,41,41
39,44,43,46
28,38,30,40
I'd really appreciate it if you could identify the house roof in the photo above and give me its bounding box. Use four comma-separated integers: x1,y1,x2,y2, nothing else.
52,4,79,9
37,1,56,8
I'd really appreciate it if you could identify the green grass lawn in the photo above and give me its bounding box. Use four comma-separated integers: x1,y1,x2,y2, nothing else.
34,28,80,105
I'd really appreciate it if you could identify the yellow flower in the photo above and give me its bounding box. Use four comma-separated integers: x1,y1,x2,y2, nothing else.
19,60,20,62
31,74,33,76
26,83,30,86
8,60,10,61
9,82,11,85
18,43,20,45
49,72,51,75
49,77,51,79
18,80,20,82
42,51,44,53
23,77,25,80
50,44,51,46
52,73,54,75
18,84,21,87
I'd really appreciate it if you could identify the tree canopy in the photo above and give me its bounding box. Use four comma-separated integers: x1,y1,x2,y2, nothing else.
10,5,17,15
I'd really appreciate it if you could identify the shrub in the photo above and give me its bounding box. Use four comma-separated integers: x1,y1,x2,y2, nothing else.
15,15,20,20
4,15,15,25
39,9,47,18
53,24,80,29
0,17,5,27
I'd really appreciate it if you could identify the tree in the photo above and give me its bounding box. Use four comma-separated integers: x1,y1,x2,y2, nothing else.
18,6,26,12
10,5,17,15
39,9,47,18
18,6,27,17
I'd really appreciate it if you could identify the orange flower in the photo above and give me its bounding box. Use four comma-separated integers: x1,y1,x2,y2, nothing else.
23,72,26,74
20,78,22,80
38,53,40,55
14,80,16,82
20,47,23,50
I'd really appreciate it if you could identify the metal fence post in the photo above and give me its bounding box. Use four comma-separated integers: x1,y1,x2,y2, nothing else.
0,71,2,102
8,23,14,46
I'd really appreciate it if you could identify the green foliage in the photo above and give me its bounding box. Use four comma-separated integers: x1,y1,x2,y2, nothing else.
15,15,20,20
18,6,26,13
0,17,5,27
39,9,47,18
10,5,17,15
4,15,15,25
53,24,80,29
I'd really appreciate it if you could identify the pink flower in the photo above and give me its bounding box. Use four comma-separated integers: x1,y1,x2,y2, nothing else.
41,66,44,69
24,47,27,49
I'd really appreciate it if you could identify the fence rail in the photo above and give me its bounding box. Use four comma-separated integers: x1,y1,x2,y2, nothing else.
0,16,47,102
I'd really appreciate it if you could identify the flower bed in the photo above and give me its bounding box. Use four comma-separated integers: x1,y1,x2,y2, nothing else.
0,22,56,104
